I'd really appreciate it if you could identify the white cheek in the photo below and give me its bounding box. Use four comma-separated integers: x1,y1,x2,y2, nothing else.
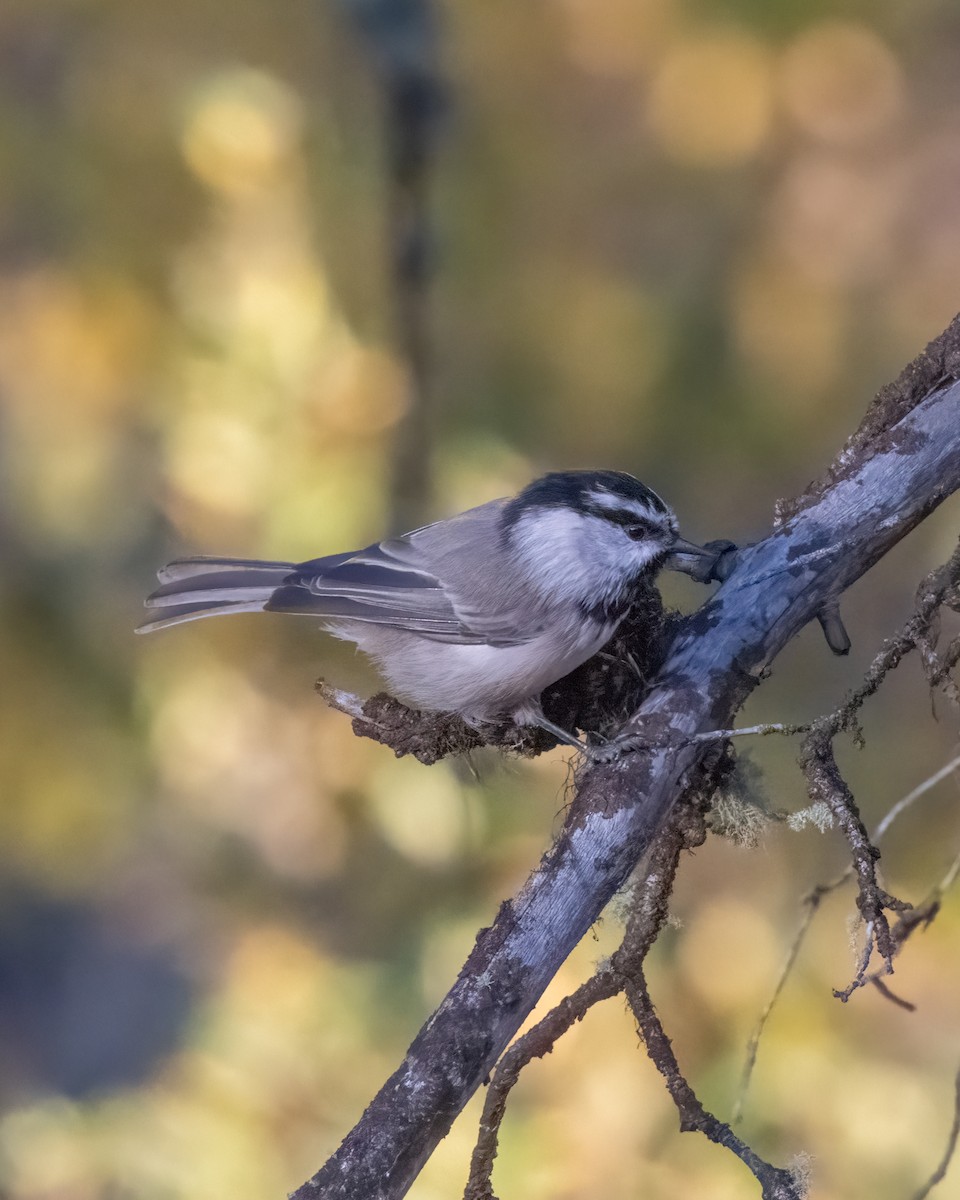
622,536,663,573
509,510,649,604
508,510,593,597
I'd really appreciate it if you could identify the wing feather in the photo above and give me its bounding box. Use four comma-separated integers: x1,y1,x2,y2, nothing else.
264,540,487,643
265,514,540,645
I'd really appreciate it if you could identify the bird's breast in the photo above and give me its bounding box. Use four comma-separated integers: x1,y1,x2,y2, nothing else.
331,616,613,721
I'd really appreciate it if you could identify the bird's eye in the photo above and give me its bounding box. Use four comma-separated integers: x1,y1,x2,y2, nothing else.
626,522,653,541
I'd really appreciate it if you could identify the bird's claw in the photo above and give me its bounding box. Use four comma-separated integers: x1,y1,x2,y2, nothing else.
584,733,647,763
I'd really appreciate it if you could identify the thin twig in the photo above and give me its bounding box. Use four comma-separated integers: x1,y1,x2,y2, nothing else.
690,722,809,744
864,848,960,996
872,751,960,843
809,749,960,900
462,971,621,1200
733,895,823,1124
913,1066,960,1200
869,978,916,1011
624,973,802,1200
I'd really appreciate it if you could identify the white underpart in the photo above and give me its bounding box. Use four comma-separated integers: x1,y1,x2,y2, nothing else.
327,618,616,722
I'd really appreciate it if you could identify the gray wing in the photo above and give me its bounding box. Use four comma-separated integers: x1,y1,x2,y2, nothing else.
269,499,545,646
264,541,485,643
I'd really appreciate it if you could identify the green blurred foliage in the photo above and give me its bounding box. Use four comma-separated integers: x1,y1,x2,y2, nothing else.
0,1,959,1198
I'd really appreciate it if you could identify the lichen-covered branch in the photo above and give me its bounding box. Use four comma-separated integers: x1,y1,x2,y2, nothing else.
789,539,960,999
799,729,910,997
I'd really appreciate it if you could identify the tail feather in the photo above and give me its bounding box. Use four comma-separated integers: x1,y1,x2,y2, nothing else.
157,556,296,584
148,568,298,605
138,557,297,634
138,600,269,633
147,584,278,608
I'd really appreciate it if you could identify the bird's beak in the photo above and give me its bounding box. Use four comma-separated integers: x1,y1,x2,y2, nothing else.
663,536,738,583
663,536,715,574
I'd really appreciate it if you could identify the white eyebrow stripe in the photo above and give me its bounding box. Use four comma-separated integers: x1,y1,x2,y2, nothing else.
585,491,666,522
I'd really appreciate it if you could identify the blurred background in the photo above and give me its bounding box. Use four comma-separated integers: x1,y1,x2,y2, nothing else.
1,1,959,1197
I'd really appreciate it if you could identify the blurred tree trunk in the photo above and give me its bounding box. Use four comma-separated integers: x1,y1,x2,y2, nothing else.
335,0,447,533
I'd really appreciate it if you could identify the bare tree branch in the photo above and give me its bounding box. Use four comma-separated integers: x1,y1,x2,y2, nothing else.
798,729,910,998
873,751,960,843
623,973,802,1200
733,894,822,1126
736,749,960,1120
463,791,703,1199
462,789,804,1200
914,1067,960,1200
292,322,960,1200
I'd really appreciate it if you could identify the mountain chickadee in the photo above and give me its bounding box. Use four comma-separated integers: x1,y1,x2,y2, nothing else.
139,470,717,747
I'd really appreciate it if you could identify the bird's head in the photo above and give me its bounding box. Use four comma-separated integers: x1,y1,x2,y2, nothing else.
501,470,713,611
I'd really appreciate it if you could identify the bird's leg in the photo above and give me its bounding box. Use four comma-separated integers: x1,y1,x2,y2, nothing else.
511,700,588,752
534,716,588,750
